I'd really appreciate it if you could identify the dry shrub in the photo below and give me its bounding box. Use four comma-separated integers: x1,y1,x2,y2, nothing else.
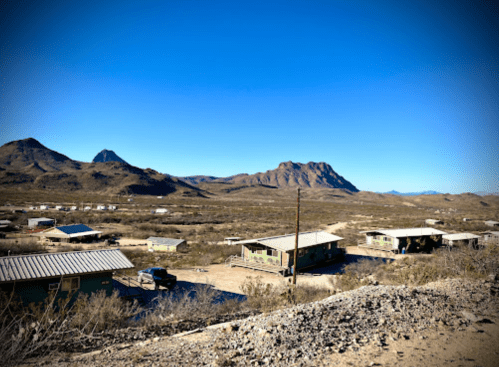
0,238,45,257
141,282,244,326
0,287,141,366
240,276,330,312
70,290,141,333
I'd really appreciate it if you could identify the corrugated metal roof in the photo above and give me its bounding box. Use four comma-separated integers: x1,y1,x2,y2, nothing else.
0,249,134,283
234,231,343,252
360,227,448,237
482,231,499,235
442,233,481,241
147,237,185,247
28,217,54,223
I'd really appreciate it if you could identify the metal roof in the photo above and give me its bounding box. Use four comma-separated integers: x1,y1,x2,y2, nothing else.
485,220,499,224
0,249,134,283
481,231,499,236
0,220,12,225
360,227,448,237
442,233,481,241
147,237,185,247
28,217,54,223
234,231,343,252
56,224,95,235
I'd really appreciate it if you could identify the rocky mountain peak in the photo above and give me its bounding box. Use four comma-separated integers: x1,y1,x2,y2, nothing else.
92,149,128,165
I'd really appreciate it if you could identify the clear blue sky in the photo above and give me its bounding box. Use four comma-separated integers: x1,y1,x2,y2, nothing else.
1,0,498,194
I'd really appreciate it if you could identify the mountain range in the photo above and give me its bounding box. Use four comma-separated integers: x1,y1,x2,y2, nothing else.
0,138,358,196
0,138,201,196
383,190,442,196
181,161,359,192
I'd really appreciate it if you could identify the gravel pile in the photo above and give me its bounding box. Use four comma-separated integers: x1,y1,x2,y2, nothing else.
55,277,499,367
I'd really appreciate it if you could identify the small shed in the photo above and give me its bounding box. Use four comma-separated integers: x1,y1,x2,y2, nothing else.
108,205,118,211
84,206,92,211
0,249,134,306
70,206,78,211
147,237,187,252
485,220,499,228
463,218,472,222
442,233,480,247
425,219,444,225
28,217,55,229
481,231,499,245
359,227,448,253
155,208,169,214
96,205,107,211
40,224,102,243
225,237,243,245
40,205,49,210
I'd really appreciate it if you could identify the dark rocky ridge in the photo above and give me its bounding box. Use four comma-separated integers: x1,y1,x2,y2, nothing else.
182,161,359,191
0,138,202,196
92,149,128,165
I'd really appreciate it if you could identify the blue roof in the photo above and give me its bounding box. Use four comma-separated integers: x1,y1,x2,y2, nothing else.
57,224,94,235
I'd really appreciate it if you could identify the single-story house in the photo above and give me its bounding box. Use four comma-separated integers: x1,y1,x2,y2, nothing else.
108,205,118,211
225,237,243,245
70,206,78,211
485,220,499,228
359,227,448,253
28,217,55,229
481,231,499,245
155,208,169,214
39,224,102,244
147,237,187,252
96,205,107,211
229,231,343,275
425,219,444,225
0,249,134,306
442,233,481,247
84,206,92,211
40,205,49,210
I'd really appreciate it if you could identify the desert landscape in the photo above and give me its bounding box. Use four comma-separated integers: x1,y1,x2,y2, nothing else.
0,138,498,366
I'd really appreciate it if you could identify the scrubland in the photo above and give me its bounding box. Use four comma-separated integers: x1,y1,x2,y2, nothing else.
0,187,498,364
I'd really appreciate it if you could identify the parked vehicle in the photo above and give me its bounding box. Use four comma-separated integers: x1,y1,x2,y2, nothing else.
138,267,177,290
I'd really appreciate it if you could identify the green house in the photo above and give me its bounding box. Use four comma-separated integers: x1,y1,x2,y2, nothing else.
0,249,134,306
228,231,343,275
359,227,447,253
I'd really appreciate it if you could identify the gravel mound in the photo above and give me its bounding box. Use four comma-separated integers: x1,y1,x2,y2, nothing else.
56,277,499,367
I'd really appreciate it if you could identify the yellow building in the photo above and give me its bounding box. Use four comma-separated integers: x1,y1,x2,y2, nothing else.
147,237,187,252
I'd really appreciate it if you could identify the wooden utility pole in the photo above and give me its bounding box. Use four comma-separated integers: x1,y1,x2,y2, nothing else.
292,187,301,285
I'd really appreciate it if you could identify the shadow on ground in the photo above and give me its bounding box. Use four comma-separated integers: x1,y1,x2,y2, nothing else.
113,279,246,306
302,253,391,276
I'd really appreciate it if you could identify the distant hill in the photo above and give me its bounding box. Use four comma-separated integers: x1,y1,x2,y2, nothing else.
92,149,128,165
0,137,81,172
0,138,202,196
384,190,442,196
182,161,359,191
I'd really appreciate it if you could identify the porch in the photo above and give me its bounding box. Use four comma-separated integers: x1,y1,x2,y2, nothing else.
357,241,397,253
225,255,288,276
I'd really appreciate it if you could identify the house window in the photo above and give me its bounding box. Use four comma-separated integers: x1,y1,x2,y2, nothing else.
298,249,308,257
62,277,80,291
267,249,278,257
101,280,110,285
48,283,60,291
327,243,332,250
